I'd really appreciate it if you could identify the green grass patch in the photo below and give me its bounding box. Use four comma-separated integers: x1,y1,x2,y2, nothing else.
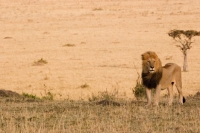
22,92,40,100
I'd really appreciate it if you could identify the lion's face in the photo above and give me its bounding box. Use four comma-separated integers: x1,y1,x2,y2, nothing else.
141,51,162,74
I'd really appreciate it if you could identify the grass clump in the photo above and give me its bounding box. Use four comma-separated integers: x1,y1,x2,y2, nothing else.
80,83,90,89
63,44,75,47
93,8,103,11
88,89,120,106
33,58,48,66
42,92,54,101
89,91,116,102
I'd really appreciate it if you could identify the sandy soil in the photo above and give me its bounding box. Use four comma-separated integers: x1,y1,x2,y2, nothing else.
0,0,200,100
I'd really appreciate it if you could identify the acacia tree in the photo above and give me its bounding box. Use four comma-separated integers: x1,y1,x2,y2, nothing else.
168,29,200,71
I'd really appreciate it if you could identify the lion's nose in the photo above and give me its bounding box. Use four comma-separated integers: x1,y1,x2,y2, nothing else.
150,66,154,69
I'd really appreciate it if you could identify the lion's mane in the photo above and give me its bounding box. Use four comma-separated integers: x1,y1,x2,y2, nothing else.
141,51,163,89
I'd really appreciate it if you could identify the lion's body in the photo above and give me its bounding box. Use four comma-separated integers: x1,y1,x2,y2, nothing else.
141,51,185,106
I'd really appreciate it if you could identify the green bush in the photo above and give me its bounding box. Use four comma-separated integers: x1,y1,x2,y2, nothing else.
133,82,146,99
22,93,40,100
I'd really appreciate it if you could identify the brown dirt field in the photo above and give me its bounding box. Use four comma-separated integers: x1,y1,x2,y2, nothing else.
0,0,200,100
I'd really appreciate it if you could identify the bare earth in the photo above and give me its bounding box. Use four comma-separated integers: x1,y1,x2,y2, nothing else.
0,0,200,100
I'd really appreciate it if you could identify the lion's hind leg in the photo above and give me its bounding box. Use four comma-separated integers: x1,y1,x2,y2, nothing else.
167,83,174,106
174,66,185,104
175,84,185,104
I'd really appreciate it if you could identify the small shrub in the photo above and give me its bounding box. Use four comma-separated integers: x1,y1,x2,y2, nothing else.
132,63,146,99
132,72,146,99
133,82,146,99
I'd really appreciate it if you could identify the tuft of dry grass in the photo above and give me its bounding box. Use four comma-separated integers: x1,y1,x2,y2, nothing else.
33,58,48,66
4,37,13,39
63,44,75,47
80,83,89,89
0,93,200,133
93,8,103,11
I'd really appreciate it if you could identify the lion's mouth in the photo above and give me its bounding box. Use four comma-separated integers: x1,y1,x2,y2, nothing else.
149,70,154,73
149,68,155,73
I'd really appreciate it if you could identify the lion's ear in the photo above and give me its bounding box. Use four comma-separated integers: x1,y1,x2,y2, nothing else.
141,53,148,60
152,52,156,55
141,54,144,60
141,54,147,60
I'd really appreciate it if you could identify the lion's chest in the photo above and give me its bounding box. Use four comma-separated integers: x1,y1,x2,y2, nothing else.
142,72,162,89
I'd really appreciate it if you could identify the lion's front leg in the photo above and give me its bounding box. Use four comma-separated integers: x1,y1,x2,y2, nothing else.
145,88,152,106
154,85,161,106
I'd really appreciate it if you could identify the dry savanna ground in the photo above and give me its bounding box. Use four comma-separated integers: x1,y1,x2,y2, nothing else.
1,0,200,132
0,92,200,133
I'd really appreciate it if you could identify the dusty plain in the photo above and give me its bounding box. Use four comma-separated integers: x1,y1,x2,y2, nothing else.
1,0,200,100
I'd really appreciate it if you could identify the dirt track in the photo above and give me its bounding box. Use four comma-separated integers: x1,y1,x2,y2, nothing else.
1,0,200,100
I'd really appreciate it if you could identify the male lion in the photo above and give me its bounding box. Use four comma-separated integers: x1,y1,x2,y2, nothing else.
141,51,185,106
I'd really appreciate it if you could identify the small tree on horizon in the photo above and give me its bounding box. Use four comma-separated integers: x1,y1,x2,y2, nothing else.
168,29,200,71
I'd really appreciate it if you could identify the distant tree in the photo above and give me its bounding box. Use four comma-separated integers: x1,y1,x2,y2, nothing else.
168,29,200,71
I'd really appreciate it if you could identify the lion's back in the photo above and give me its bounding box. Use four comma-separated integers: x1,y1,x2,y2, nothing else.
161,63,182,88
